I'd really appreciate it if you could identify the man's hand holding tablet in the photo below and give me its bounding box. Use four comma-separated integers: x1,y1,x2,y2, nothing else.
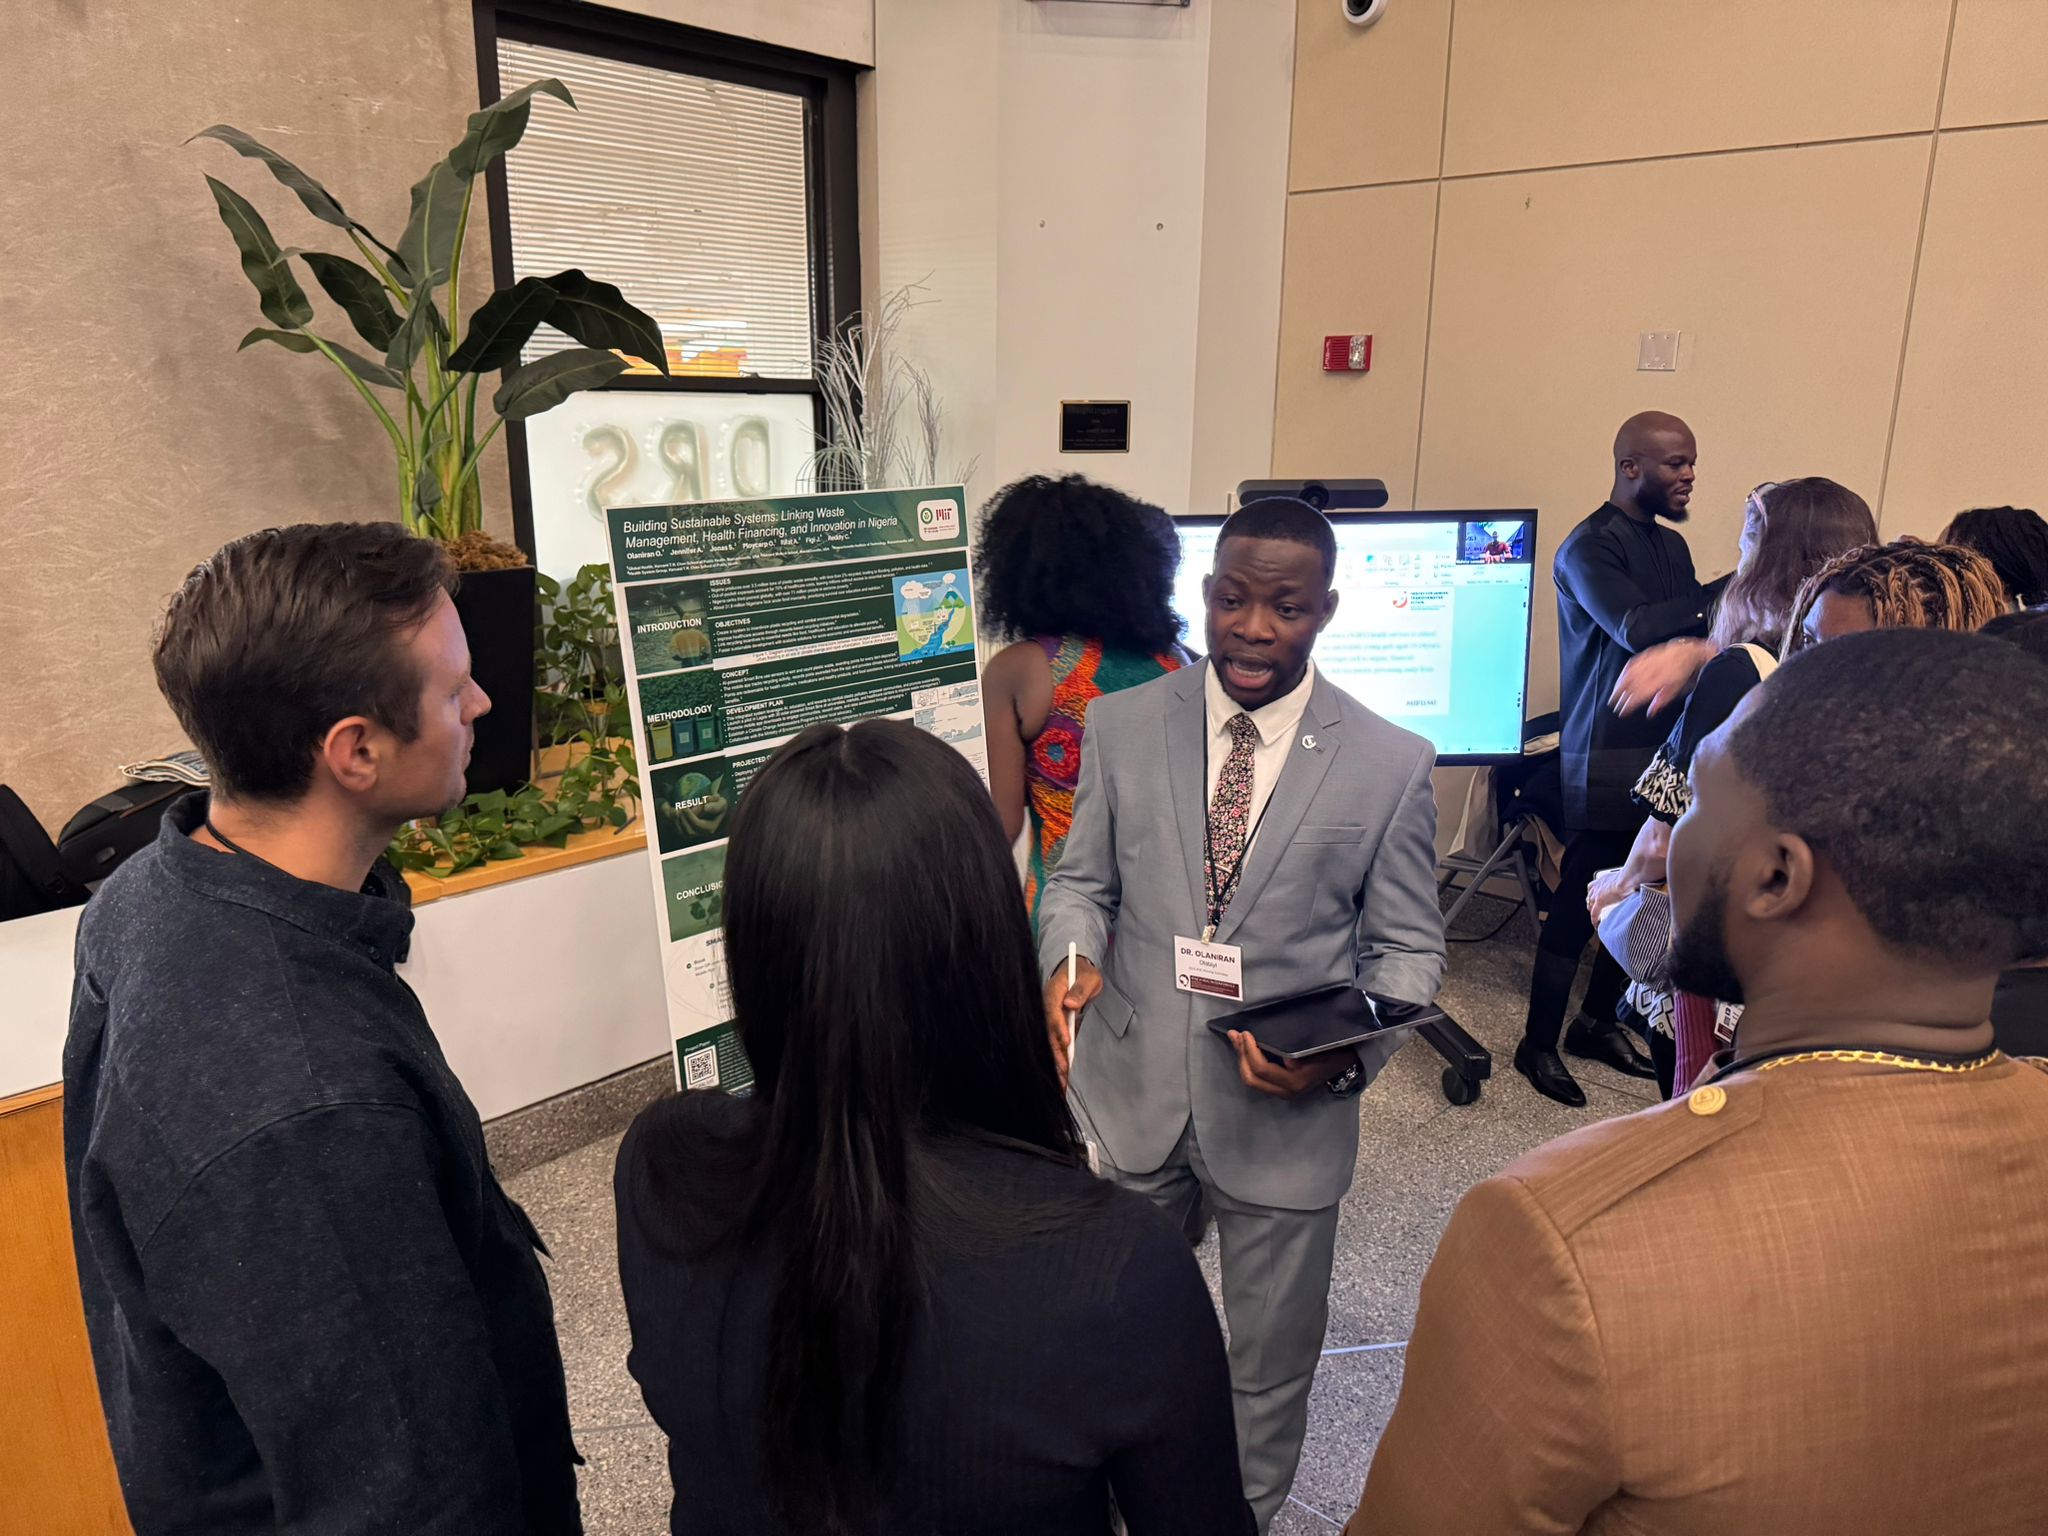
1226,1030,1359,1099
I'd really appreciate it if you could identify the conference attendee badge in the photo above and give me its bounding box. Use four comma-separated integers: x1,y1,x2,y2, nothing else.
1174,935,1244,1002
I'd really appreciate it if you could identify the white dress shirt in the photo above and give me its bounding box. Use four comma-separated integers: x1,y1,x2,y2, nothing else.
1203,658,1317,854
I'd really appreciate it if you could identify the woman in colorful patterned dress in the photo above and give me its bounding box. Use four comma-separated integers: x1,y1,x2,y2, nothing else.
975,475,1191,928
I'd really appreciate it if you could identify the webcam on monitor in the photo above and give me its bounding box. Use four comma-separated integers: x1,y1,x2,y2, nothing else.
1234,479,1390,513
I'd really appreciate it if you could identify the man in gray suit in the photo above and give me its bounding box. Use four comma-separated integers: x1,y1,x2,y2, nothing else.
1040,497,1446,1529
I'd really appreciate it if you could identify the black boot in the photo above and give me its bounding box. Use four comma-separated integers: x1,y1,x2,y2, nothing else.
1514,1038,1587,1108
1563,1013,1658,1079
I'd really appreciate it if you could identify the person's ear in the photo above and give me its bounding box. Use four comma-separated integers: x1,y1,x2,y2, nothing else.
1201,573,1214,607
1740,832,1816,925
318,716,381,794
1318,588,1340,633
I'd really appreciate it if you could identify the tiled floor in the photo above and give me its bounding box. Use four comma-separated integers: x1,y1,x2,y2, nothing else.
504,898,1659,1533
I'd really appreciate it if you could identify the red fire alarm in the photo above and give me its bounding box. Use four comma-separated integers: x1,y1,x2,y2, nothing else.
1323,334,1372,372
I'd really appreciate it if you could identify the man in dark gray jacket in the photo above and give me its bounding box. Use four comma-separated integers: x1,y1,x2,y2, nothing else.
65,522,582,1534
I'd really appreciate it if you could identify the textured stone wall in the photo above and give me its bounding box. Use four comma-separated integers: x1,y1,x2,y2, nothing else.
1,0,511,828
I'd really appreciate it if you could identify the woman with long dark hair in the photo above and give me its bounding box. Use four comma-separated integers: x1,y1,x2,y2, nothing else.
1589,478,1877,1094
614,720,1252,1536
1940,504,2048,609
974,475,1190,925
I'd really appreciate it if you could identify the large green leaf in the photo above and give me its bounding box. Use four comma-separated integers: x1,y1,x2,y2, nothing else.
238,326,402,389
302,252,400,349
327,342,406,390
447,276,557,373
206,176,313,329
539,269,669,375
238,327,318,354
191,125,353,229
493,348,629,421
392,158,467,289
240,332,401,394
450,79,576,179
384,293,447,374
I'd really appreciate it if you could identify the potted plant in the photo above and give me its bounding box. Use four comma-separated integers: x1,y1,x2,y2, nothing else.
192,79,667,794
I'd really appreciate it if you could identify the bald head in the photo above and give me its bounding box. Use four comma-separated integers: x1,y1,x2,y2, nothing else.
1611,411,1697,522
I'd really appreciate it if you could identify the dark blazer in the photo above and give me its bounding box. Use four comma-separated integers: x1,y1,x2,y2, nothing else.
615,1091,1256,1536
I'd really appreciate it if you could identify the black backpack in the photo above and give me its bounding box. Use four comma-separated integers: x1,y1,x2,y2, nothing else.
0,786,90,921
57,780,189,893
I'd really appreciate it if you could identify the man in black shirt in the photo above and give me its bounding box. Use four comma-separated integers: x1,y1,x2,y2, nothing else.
64,523,582,1533
1516,412,1713,1106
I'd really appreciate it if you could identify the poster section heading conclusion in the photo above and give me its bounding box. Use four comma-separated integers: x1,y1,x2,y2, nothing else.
606,487,986,1093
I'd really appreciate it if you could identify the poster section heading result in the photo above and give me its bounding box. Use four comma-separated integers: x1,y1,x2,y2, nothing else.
606,487,987,1093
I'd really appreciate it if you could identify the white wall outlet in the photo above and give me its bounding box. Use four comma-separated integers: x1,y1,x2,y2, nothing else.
1637,331,1681,371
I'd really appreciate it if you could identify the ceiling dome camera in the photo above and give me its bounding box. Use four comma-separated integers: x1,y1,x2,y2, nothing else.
1344,0,1390,25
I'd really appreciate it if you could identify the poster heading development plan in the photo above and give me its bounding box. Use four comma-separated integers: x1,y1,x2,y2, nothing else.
607,487,986,1092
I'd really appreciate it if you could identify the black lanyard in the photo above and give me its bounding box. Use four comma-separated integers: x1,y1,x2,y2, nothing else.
206,818,285,876
1200,724,1274,942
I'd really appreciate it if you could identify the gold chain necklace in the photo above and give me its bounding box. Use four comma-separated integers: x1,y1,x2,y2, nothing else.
1753,1048,2004,1075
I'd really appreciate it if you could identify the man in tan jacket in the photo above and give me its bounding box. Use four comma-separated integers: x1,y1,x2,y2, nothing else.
1348,627,2048,1535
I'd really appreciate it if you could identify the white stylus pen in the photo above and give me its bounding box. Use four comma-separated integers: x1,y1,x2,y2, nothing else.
1066,941,1079,1065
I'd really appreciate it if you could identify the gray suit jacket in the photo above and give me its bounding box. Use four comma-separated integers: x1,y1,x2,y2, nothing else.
1038,662,1446,1212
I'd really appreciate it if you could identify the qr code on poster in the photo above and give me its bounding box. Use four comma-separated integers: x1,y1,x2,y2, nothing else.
682,1044,720,1090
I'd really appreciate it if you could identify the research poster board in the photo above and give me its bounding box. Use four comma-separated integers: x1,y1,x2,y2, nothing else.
605,486,986,1092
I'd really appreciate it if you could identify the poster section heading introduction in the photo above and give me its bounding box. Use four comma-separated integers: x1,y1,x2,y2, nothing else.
606,488,987,1094
1170,511,1538,763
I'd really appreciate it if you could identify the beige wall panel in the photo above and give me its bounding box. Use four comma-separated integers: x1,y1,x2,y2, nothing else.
1415,137,1928,708
1190,0,1297,516
1271,181,1442,506
1289,0,1453,192
1883,123,2048,539
1440,0,1950,177
607,0,874,66
1942,0,2048,128
0,1,510,830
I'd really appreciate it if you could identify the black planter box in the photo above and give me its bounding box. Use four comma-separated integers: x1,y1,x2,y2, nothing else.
452,565,537,799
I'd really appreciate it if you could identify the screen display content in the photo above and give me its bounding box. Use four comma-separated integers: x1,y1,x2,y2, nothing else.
1172,512,1537,763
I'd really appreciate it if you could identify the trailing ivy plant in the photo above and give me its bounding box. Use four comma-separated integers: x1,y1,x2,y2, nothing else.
536,563,626,746
193,81,670,548
389,562,640,878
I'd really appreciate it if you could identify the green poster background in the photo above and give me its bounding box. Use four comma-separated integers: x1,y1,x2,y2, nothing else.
676,1022,754,1094
660,846,727,944
647,746,780,855
608,486,975,1093
623,550,975,673
638,637,978,768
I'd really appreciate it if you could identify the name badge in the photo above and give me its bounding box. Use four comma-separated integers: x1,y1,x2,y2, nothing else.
1174,935,1245,1002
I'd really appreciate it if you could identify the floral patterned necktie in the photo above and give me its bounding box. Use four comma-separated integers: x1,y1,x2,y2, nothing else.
1204,713,1260,939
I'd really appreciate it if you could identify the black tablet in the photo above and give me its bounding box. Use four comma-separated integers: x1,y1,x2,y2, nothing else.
1206,984,1446,1064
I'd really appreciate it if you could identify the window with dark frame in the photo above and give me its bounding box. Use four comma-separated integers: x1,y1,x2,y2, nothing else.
472,2,861,576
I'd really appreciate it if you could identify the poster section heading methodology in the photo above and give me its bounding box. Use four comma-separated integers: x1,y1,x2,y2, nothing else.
607,488,987,1093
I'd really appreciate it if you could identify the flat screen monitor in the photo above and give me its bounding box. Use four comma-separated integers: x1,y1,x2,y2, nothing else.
1171,511,1538,764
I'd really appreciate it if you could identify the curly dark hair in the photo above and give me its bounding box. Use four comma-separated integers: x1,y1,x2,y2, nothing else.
1783,540,2006,654
972,474,1185,654
1940,505,2048,606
